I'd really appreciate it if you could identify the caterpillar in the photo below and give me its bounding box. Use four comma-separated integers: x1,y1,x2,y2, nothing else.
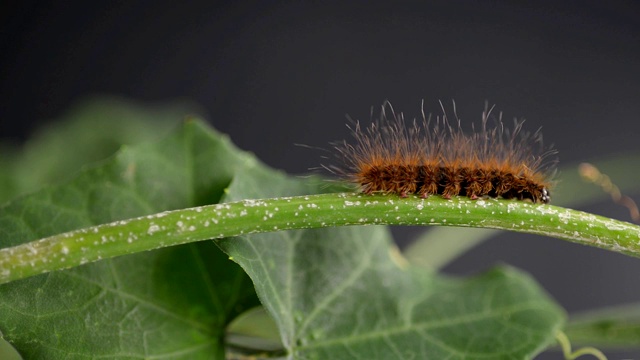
328,101,557,204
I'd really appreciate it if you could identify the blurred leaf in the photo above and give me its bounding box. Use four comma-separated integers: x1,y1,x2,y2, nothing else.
0,329,22,360
0,96,204,203
226,307,284,353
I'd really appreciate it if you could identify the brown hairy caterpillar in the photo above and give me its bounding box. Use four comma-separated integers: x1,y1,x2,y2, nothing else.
327,101,557,203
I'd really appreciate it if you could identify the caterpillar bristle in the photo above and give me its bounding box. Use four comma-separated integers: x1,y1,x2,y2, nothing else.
329,101,557,204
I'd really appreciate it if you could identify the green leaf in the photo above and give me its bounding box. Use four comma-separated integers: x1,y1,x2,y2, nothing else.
222,228,564,358
0,96,203,203
215,162,566,359
0,119,258,359
226,307,284,353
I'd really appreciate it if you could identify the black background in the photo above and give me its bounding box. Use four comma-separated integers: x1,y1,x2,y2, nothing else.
2,1,640,357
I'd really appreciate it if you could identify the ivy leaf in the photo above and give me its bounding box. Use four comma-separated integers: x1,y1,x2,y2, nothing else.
0,119,259,359
217,165,566,359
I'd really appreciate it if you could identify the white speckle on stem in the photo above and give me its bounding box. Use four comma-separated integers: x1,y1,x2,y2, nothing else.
148,224,160,235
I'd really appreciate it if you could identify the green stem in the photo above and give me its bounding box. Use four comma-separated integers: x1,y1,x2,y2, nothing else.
563,302,640,348
1,193,640,284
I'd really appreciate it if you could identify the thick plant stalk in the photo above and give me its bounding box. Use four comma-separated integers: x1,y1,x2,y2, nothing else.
1,193,639,284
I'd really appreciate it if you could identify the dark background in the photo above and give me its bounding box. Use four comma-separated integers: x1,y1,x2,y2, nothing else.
2,1,639,357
